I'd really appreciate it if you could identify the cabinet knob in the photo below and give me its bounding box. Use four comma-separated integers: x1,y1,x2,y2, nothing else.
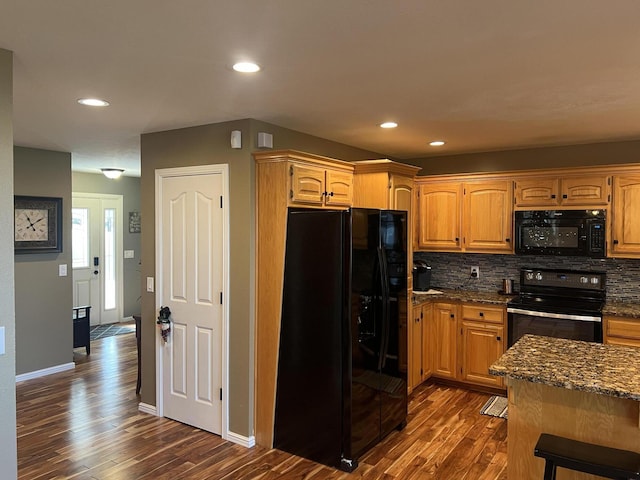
497,336,501,341
562,194,568,199
455,237,459,242
479,312,484,317
505,238,511,242
450,313,455,318
329,192,334,196
613,239,619,245
551,194,556,199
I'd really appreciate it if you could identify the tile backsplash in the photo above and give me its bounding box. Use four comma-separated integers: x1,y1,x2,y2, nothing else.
413,252,640,303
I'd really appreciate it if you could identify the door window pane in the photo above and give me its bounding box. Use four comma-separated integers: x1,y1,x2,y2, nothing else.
72,208,89,269
104,208,116,310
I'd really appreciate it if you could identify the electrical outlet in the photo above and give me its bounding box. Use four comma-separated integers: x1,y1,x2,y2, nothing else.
470,266,480,278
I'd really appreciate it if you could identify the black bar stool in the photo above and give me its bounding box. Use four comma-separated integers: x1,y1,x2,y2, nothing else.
534,433,640,479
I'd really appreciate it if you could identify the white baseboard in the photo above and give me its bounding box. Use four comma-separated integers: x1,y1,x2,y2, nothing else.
226,431,255,448
16,362,75,383
138,402,158,416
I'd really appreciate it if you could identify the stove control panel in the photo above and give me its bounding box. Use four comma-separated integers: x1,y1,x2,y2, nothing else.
521,268,606,291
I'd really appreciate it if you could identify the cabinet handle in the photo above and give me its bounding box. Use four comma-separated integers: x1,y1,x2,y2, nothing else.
505,238,511,242
613,239,619,245
479,312,484,317
497,336,501,341
455,237,459,242
328,192,334,197
562,194,568,199
551,194,556,199
415,317,420,323
450,313,455,318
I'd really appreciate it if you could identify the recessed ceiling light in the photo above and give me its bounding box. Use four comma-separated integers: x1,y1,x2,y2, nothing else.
233,62,261,73
380,122,398,129
430,140,446,146
77,98,110,107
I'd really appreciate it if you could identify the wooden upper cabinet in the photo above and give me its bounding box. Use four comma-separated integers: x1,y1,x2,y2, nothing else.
289,161,353,207
610,175,640,257
325,169,353,206
352,160,420,210
290,163,326,205
514,175,610,208
417,182,462,251
561,175,610,206
463,181,513,253
514,177,560,206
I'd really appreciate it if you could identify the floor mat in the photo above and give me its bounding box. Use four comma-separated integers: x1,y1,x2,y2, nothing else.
480,395,508,419
90,323,136,341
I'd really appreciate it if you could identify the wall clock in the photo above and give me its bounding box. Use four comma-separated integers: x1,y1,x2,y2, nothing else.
14,195,63,254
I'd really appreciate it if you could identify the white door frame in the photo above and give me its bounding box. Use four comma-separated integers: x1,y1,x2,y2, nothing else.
155,164,230,441
72,192,124,325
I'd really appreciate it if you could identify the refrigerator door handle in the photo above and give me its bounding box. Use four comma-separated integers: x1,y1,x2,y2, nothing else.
377,247,391,370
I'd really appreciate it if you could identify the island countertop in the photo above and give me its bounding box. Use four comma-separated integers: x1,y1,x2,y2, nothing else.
489,334,640,401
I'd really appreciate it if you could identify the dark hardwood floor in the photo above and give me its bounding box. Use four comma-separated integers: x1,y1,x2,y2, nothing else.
17,334,507,479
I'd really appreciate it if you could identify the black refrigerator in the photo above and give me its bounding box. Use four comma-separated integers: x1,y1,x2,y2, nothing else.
273,207,408,472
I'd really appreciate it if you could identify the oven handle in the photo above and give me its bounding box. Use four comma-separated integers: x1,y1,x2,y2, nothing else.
507,307,602,323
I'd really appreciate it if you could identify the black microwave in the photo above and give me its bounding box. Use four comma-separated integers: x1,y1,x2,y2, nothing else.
514,209,606,258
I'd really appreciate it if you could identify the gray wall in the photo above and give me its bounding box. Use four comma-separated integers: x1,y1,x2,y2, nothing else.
0,47,17,480
14,147,73,375
140,118,383,438
409,139,640,175
72,172,141,317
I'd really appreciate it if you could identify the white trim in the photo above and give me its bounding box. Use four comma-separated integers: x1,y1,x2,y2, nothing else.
138,402,158,416
155,164,231,441
16,362,75,382
226,431,256,448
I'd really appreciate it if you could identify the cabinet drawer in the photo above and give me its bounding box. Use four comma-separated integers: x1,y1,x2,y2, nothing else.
461,304,504,324
607,316,640,340
606,336,640,348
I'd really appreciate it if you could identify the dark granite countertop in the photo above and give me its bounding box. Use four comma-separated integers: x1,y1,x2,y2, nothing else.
603,300,640,318
412,289,514,307
489,334,640,401
412,289,640,319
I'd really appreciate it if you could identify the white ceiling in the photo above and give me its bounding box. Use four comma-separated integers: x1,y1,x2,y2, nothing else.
2,1,640,177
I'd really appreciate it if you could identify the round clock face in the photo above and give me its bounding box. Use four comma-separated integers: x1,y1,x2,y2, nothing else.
15,208,49,241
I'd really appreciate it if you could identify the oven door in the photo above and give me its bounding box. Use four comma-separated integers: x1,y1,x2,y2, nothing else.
507,307,603,347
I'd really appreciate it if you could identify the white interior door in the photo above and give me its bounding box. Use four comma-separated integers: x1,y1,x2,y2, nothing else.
158,169,225,435
72,194,124,325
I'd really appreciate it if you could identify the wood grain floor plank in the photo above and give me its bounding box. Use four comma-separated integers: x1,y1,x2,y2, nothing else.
17,334,507,479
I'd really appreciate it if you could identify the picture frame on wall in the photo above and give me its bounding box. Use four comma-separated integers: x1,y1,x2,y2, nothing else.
129,211,141,233
14,195,63,254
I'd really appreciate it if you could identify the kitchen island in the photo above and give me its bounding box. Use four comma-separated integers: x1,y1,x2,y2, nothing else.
490,334,640,480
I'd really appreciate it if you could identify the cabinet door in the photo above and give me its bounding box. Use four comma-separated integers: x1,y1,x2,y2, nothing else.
514,177,560,207
463,181,513,253
417,183,462,251
411,305,424,388
561,175,610,206
390,174,413,212
325,169,353,206
431,303,457,379
611,176,640,257
421,303,433,380
290,164,326,205
460,321,504,388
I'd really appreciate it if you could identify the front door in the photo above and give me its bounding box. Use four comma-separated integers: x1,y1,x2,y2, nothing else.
72,194,123,325
157,166,226,435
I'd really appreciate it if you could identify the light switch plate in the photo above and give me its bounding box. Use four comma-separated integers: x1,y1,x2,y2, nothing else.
59,264,68,276
146,277,154,293
0,326,5,355
124,250,134,259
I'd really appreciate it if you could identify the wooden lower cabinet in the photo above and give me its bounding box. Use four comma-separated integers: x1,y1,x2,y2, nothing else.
431,302,458,379
604,315,640,348
460,320,504,388
412,300,506,390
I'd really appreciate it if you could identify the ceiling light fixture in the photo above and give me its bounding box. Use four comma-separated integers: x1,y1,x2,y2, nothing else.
101,168,124,179
380,122,398,129
78,98,110,107
429,140,446,146
232,62,261,73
